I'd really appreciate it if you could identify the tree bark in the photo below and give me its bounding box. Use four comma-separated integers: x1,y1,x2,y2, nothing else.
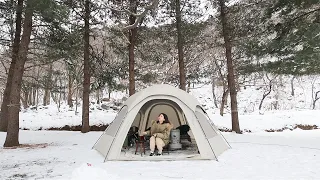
96,90,100,104
128,0,137,96
21,84,29,109
4,0,34,147
220,88,229,116
81,0,90,133
43,64,53,106
67,73,73,108
218,0,241,133
58,77,62,110
290,76,295,96
28,86,33,105
9,0,15,45
175,0,186,91
0,0,23,132
211,75,219,108
32,86,36,106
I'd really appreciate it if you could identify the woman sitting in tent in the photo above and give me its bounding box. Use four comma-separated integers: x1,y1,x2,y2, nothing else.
142,113,173,156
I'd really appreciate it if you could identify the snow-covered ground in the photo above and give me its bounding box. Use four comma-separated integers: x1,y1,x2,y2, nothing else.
1,130,320,180
19,104,117,131
1,77,320,179
18,76,320,132
19,103,320,132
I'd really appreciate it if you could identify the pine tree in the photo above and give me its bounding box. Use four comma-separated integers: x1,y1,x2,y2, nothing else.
0,0,23,132
81,0,91,133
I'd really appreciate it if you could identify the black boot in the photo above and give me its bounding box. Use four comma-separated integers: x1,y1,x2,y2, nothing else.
149,152,154,156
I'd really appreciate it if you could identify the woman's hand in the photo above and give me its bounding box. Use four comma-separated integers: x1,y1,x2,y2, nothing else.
142,131,147,135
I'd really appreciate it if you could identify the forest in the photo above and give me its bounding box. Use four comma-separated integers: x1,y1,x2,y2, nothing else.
0,0,319,148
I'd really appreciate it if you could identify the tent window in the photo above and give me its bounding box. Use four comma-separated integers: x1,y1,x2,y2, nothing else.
195,111,217,139
106,106,128,137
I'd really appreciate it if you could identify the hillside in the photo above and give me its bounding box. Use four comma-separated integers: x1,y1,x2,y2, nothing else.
18,75,320,132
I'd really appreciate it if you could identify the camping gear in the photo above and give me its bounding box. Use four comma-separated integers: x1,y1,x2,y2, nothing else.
169,129,182,150
93,84,231,161
176,124,192,142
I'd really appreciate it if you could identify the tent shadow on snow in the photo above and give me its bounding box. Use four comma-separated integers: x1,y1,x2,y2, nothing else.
92,84,231,161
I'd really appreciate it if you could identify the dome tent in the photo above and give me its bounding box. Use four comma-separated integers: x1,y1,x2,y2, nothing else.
93,84,230,161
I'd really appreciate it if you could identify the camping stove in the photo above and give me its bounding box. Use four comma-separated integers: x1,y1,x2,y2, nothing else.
169,129,182,150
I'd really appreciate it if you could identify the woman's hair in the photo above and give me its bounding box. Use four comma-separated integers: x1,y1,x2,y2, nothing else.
158,113,170,124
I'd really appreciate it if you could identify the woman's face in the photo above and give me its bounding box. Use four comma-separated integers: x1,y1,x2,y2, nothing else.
158,114,165,123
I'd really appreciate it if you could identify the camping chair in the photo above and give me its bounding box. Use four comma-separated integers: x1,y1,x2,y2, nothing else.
140,126,173,155
155,131,171,155
162,144,170,154
139,135,170,155
134,136,146,156
154,141,170,155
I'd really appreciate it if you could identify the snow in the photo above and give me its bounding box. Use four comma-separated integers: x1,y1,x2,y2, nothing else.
2,77,320,179
1,130,320,179
19,98,320,133
17,76,320,132
208,109,320,132
19,104,117,131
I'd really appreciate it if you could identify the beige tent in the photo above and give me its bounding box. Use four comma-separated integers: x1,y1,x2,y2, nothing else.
93,84,230,161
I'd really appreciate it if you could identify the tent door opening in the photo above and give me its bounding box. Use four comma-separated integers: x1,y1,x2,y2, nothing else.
123,99,198,157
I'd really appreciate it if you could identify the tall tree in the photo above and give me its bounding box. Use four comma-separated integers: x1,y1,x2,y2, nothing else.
81,0,90,133
175,0,186,91
128,0,138,96
4,0,34,147
0,0,24,132
218,0,240,133
43,64,53,106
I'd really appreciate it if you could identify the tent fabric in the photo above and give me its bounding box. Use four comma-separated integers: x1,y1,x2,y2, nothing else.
93,84,231,161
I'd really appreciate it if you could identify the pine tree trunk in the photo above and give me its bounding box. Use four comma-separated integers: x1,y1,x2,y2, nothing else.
128,0,137,96
9,0,15,45
4,0,34,147
175,0,186,91
0,0,23,132
81,0,90,133
218,0,241,133
67,73,73,108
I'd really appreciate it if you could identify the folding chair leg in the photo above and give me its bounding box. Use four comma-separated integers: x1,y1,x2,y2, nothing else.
135,143,138,155
140,143,143,156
